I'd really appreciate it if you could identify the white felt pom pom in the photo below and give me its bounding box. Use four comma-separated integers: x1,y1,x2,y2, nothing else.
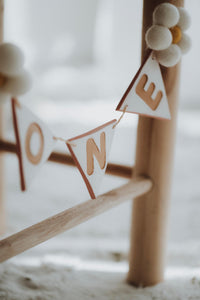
3,70,32,96
0,43,24,76
177,8,191,30
0,91,10,105
156,44,181,67
178,33,191,54
153,3,179,28
145,25,172,51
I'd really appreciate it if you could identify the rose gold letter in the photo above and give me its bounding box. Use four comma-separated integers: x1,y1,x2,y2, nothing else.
136,74,163,111
25,123,44,165
86,132,106,176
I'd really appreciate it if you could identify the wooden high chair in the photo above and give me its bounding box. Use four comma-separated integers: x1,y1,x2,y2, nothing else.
0,0,183,287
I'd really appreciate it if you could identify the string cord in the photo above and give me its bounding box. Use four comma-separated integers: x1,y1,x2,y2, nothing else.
113,105,128,129
53,136,76,147
53,105,128,144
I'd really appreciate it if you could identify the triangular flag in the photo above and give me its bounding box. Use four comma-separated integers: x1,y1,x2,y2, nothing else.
116,52,171,120
12,98,56,191
67,119,117,199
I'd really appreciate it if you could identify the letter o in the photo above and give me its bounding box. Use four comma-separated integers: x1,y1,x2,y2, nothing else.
25,123,44,165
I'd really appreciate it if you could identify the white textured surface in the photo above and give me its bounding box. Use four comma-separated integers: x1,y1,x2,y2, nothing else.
0,262,200,300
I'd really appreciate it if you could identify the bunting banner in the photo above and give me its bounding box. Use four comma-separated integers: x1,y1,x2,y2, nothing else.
6,5,190,201
10,52,172,197
12,98,57,191
66,120,117,199
116,52,171,120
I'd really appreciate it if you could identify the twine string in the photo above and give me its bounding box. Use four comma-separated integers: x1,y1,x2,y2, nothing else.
113,105,128,129
53,136,76,147
152,50,157,60
53,106,128,144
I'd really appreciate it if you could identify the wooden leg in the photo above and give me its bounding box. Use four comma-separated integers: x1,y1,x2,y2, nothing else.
127,0,184,287
0,0,4,235
0,109,5,235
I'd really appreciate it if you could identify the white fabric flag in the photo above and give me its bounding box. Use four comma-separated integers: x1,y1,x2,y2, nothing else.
67,119,117,199
12,98,56,191
116,52,171,120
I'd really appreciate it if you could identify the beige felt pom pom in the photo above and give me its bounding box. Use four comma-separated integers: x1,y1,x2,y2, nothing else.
156,44,181,67
153,3,179,28
145,25,172,51
177,7,191,30
178,33,191,54
0,91,10,105
0,43,24,76
3,70,32,96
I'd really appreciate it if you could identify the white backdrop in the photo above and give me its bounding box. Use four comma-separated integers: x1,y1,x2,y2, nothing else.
3,0,200,107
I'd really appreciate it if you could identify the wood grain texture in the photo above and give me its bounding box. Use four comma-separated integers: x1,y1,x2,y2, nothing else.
0,176,152,263
0,0,4,235
0,140,133,178
127,0,183,287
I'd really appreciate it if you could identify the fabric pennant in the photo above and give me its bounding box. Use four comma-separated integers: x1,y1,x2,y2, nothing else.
12,98,56,191
116,51,171,120
67,119,117,199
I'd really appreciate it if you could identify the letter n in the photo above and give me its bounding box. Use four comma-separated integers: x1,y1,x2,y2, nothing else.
86,132,106,176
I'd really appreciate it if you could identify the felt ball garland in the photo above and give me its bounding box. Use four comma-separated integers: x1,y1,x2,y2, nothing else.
145,25,172,51
153,3,179,28
145,3,191,67
170,26,182,44
0,43,31,104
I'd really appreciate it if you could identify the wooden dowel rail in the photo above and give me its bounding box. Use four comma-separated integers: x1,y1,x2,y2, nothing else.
0,140,133,178
0,176,152,263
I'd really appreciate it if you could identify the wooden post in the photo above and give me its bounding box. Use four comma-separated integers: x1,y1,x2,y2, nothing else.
0,0,5,235
127,0,183,286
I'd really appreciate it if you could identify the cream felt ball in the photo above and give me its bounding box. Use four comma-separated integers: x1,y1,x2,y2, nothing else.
156,44,181,67
145,25,172,51
177,7,191,30
153,3,179,28
3,70,32,96
0,90,10,105
178,33,191,54
0,43,24,76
